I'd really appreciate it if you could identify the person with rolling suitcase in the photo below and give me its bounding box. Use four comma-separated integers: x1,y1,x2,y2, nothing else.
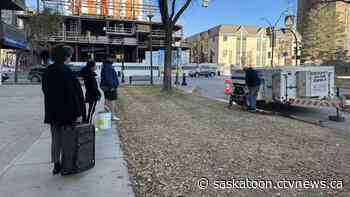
42,44,95,176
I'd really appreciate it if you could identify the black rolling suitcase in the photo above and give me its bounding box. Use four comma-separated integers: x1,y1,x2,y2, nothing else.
61,123,95,175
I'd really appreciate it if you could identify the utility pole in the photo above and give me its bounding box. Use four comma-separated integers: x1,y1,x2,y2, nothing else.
37,0,40,14
147,0,154,85
148,14,154,85
121,40,125,83
266,27,275,67
271,28,275,67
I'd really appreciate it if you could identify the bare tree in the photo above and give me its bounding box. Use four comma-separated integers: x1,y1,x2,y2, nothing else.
158,0,193,91
26,8,62,65
318,0,350,3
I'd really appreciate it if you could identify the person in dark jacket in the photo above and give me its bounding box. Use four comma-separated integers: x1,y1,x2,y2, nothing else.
244,66,261,112
80,61,101,123
100,55,120,121
42,44,86,175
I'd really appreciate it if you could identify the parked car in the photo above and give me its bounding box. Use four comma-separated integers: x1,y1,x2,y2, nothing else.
188,64,218,78
27,65,48,83
27,64,83,83
1,73,10,82
27,65,47,83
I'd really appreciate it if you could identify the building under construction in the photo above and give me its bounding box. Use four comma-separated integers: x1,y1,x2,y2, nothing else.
26,0,185,63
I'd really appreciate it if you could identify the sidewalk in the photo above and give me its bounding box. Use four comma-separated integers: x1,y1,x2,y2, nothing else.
0,101,135,197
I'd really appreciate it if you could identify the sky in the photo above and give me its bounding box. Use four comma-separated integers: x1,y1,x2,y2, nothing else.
25,0,297,37
180,0,297,37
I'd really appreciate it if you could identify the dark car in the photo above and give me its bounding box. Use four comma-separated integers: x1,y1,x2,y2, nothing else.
27,65,47,83
188,64,218,78
27,64,83,83
1,73,10,82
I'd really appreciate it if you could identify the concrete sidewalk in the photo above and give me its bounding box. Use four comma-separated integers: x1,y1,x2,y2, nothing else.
0,110,134,197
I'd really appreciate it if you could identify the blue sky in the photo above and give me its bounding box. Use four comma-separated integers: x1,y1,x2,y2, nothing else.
26,0,296,37
181,0,296,36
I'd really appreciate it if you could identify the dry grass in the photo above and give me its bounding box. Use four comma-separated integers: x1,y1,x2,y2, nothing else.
117,86,350,197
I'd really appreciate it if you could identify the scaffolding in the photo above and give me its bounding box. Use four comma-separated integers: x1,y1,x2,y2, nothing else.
41,0,161,21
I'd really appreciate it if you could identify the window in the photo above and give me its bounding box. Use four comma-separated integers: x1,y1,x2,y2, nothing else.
223,49,228,57
236,37,241,65
223,35,228,42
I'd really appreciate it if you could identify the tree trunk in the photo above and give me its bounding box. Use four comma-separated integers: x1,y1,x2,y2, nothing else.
14,51,19,84
163,26,173,91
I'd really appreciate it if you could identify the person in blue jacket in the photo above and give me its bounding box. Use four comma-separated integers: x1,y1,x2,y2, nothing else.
100,55,120,121
244,66,261,112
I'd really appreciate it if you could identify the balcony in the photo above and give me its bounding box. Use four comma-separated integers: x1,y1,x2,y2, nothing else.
1,0,26,10
110,38,138,46
104,27,135,35
136,24,150,33
180,42,192,49
48,31,140,46
0,21,26,49
150,30,183,38
49,31,109,44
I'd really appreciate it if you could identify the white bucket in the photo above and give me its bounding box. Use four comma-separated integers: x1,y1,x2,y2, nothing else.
97,111,112,130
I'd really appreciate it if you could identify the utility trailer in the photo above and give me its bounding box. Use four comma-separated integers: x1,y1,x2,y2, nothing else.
228,66,349,112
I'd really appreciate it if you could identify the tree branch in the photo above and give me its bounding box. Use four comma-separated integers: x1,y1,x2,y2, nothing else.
158,0,170,24
318,0,350,3
170,0,177,20
171,0,192,26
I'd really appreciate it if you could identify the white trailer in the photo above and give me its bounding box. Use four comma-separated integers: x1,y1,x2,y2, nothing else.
228,66,349,111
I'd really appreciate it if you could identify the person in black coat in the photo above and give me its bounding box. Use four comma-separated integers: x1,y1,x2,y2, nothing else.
244,66,261,112
80,61,101,123
42,44,86,175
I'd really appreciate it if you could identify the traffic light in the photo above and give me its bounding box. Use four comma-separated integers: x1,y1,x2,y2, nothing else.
280,28,286,34
266,27,274,36
203,0,209,7
294,46,298,56
266,27,271,36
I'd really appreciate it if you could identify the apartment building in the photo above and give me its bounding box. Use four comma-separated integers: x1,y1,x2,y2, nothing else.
185,25,301,75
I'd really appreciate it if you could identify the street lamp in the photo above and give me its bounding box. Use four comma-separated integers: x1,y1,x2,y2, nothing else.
121,40,125,83
148,13,154,85
280,28,299,66
262,10,289,68
175,47,180,85
147,0,154,85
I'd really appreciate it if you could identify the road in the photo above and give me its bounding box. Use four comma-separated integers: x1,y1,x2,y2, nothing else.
185,76,350,133
0,85,46,174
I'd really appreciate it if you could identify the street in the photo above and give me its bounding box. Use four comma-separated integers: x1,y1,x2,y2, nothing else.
184,76,350,132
